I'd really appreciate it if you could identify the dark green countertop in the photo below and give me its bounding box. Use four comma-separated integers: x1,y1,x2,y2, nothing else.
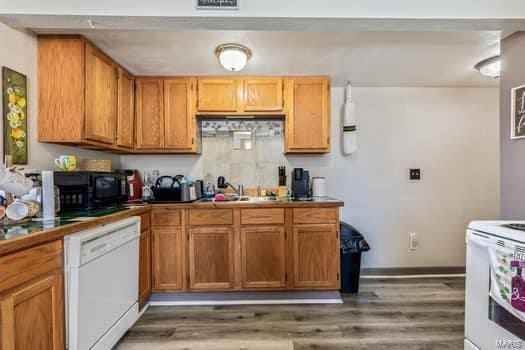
0,206,132,241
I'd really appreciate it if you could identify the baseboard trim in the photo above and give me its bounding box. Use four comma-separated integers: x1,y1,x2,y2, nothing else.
149,299,343,306
361,266,465,276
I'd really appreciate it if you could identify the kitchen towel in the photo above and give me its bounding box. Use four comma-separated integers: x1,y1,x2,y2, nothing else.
342,82,357,155
489,238,525,321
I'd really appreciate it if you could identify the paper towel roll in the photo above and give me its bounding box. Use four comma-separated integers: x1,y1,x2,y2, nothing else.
42,171,55,221
342,83,357,155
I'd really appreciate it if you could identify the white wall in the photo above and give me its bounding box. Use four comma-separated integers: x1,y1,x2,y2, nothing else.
122,86,500,268
1,20,500,268
289,87,500,268
0,22,120,170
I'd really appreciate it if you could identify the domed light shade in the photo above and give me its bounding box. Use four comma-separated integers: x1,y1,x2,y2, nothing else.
475,55,501,78
215,43,252,72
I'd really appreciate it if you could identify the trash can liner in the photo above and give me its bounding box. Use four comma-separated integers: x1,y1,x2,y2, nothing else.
340,222,370,254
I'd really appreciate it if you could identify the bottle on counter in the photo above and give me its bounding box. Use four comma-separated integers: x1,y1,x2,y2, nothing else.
204,173,215,199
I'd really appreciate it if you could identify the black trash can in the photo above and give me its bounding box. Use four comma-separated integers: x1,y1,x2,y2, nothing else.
340,222,370,293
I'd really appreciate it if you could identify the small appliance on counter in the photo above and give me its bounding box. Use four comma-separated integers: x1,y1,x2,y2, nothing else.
54,171,128,210
148,175,203,203
122,170,142,201
312,176,327,197
292,168,310,199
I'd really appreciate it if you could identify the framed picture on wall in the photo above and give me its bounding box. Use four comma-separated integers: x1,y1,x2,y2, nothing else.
2,67,28,164
511,84,525,139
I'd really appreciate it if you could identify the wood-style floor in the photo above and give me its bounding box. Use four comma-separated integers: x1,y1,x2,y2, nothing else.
115,277,465,350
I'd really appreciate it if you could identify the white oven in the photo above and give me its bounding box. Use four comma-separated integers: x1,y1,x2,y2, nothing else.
64,216,140,350
466,221,525,350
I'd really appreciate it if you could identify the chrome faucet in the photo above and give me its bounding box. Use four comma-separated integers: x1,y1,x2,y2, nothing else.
217,176,243,196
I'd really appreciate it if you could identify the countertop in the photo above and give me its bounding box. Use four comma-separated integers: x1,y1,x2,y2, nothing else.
0,205,151,256
0,197,343,256
149,196,344,208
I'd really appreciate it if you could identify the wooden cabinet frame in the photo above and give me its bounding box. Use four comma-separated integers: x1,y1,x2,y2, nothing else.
84,42,118,145
151,205,341,292
292,224,340,289
116,67,135,149
152,228,184,291
188,226,235,290
284,77,331,153
240,225,287,289
0,274,64,350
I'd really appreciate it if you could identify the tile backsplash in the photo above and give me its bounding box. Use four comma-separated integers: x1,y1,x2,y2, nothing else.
201,119,289,188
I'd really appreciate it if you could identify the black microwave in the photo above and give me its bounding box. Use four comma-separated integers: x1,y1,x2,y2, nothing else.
54,171,129,210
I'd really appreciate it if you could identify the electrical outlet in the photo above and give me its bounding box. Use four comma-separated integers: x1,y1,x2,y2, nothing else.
409,169,421,180
409,233,418,250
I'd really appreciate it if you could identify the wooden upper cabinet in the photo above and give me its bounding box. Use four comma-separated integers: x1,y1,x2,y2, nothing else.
197,78,238,112
188,226,235,290
292,224,340,289
242,78,283,112
285,77,331,153
241,226,286,289
164,78,196,151
84,42,117,144
116,67,135,149
38,36,86,143
152,228,184,291
135,78,164,149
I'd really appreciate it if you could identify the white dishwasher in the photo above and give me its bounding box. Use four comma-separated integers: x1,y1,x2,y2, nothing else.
64,216,140,350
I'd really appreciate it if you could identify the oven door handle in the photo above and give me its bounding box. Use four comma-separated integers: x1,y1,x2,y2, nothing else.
466,230,493,248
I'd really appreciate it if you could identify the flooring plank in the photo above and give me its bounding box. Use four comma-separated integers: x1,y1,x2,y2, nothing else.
115,277,465,350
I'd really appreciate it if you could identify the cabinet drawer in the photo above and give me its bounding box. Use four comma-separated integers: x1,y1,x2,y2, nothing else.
189,209,233,226
293,208,338,224
0,240,63,294
140,212,151,231
151,209,181,227
241,209,285,225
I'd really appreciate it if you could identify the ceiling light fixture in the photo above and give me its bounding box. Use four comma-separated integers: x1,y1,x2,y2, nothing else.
215,43,252,72
474,55,501,78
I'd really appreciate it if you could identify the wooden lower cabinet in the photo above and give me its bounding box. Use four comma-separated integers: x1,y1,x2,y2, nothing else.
0,273,64,350
292,224,340,289
149,206,341,292
188,226,235,290
138,229,152,307
241,226,287,289
152,228,184,291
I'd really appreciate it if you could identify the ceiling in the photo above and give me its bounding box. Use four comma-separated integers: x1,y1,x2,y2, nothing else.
55,29,498,87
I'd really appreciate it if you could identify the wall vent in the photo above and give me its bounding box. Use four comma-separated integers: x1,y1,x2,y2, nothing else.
197,0,238,10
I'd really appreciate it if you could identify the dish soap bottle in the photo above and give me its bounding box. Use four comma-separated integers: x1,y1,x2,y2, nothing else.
204,173,215,199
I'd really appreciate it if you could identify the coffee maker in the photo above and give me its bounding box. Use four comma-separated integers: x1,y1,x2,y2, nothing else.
292,168,310,199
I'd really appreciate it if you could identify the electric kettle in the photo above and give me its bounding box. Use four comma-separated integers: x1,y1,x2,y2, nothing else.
311,177,327,197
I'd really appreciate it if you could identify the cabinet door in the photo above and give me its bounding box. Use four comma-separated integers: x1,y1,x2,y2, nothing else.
241,226,286,289
116,67,134,149
152,228,183,291
292,224,339,289
188,226,234,290
0,274,64,350
197,78,238,112
164,78,196,151
138,229,151,306
135,78,164,149
285,78,330,153
243,78,283,112
85,42,117,144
